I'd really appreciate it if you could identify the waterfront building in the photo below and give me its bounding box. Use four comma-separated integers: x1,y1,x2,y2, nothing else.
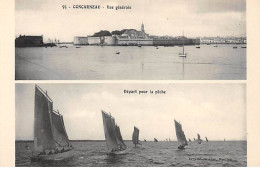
102,36,116,45
88,36,101,45
15,35,44,47
74,36,88,45
153,36,200,46
116,23,153,45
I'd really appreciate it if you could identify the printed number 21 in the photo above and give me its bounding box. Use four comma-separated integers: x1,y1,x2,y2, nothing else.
62,5,67,10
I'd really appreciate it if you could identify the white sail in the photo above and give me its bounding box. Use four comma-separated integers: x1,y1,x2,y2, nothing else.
174,120,187,146
101,110,119,152
132,126,139,145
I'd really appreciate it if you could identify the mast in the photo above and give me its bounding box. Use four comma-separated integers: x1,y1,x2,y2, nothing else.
182,31,185,54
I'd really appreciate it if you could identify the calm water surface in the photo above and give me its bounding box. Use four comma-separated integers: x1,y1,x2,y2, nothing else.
16,141,246,167
15,45,246,80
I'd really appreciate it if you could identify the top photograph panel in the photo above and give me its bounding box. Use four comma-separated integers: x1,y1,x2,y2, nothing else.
15,0,246,80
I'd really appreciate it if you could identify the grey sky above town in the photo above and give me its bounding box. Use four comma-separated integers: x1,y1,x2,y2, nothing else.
16,83,246,141
15,0,246,42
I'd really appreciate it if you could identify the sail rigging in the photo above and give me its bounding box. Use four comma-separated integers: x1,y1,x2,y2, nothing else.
101,110,126,152
33,85,71,154
132,126,139,146
174,120,188,147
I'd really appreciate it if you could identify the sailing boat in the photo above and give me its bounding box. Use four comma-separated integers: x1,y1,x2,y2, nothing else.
174,120,188,149
154,138,158,142
132,126,140,147
179,31,187,57
189,139,192,142
193,138,196,141
205,137,209,142
197,134,202,144
101,110,127,155
30,85,73,162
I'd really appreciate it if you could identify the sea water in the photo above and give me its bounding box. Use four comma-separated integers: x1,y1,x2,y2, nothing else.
15,141,246,167
15,45,246,80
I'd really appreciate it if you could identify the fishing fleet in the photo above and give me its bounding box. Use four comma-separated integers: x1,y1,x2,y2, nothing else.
28,85,215,162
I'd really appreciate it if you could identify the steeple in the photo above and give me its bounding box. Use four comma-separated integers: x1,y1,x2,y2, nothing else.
141,22,144,32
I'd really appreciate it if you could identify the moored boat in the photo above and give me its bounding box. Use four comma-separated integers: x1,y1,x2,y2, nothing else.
179,31,187,57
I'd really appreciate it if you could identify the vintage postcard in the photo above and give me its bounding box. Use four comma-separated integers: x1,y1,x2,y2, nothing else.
2,0,260,168
15,83,246,167
15,0,246,80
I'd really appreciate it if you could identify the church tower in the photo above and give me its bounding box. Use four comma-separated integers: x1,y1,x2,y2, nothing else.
141,22,144,32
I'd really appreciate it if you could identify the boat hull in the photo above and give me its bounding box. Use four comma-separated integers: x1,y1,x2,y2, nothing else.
30,149,74,162
107,149,128,155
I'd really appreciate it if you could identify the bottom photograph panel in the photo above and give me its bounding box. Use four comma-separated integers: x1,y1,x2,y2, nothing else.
15,83,246,167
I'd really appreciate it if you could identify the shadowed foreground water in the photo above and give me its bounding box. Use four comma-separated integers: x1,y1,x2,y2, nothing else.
16,141,246,167
15,44,246,80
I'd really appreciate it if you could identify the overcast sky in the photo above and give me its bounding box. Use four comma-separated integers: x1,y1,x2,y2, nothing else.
15,0,246,42
15,83,246,141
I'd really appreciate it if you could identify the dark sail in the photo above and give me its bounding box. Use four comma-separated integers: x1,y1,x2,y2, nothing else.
115,124,126,149
174,120,188,146
60,115,71,147
154,138,158,142
34,85,55,152
205,137,208,142
197,133,202,144
101,110,119,152
132,126,139,145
